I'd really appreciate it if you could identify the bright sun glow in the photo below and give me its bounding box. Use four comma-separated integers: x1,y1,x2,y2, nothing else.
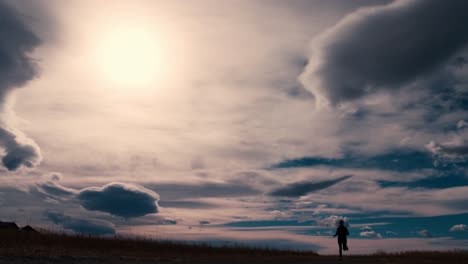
96,26,163,88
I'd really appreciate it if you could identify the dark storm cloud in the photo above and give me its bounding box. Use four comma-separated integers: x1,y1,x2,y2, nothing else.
77,183,160,218
0,128,41,170
45,211,116,235
269,175,352,197
301,0,468,105
0,0,42,170
0,0,40,97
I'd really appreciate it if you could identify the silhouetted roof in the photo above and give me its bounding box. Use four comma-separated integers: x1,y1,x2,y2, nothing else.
20,225,38,232
0,221,19,230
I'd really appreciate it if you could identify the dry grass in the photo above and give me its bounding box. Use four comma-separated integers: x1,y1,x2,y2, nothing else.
0,229,317,261
0,230,467,263
322,251,468,264
362,250,468,263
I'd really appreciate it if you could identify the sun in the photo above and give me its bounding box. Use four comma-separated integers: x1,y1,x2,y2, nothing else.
96,26,163,88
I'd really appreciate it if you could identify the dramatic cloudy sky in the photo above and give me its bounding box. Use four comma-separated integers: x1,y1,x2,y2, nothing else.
1,0,467,254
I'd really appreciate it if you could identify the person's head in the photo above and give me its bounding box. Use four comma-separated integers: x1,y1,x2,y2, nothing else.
339,219,344,226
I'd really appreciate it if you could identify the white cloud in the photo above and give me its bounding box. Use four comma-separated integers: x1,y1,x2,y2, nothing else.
316,215,349,228
360,230,382,239
457,120,467,129
426,129,468,162
449,224,468,232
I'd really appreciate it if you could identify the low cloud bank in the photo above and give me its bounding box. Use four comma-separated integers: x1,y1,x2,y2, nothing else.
45,211,116,235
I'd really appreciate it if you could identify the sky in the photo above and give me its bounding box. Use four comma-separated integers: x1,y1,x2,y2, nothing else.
0,0,467,254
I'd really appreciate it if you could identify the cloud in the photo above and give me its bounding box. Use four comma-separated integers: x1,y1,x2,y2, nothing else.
426,123,468,163
148,181,260,200
300,0,468,106
269,175,352,197
77,182,160,218
0,0,40,99
159,200,217,209
49,173,62,181
159,217,177,225
457,120,467,129
0,128,41,170
360,230,382,239
269,150,435,172
45,211,115,235
418,229,432,237
35,173,78,198
269,210,288,220
0,0,42,170
378,170,468,190
385,231,398,236
427,140,468,159
449,224,468,232
316,215,349,228
36,176,160,218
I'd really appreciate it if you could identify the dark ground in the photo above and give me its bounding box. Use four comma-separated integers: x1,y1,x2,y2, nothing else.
0,231,466,264
0,254,467,264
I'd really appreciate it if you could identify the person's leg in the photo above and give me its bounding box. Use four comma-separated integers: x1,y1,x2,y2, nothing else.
338,241,343,259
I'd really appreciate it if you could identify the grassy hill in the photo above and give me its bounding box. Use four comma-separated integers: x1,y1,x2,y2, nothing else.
0,229,317,261
0,230,466,263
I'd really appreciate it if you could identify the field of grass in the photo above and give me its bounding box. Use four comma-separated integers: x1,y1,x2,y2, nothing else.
0,230,317,262
0,230,466,263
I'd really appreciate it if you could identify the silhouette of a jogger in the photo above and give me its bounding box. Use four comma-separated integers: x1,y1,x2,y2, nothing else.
333,219,349,260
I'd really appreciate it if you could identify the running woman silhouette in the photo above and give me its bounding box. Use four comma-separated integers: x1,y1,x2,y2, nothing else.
333,219,349,260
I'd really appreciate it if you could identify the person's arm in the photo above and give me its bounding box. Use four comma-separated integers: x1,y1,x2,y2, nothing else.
346,227,349,236
333,229,338,237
